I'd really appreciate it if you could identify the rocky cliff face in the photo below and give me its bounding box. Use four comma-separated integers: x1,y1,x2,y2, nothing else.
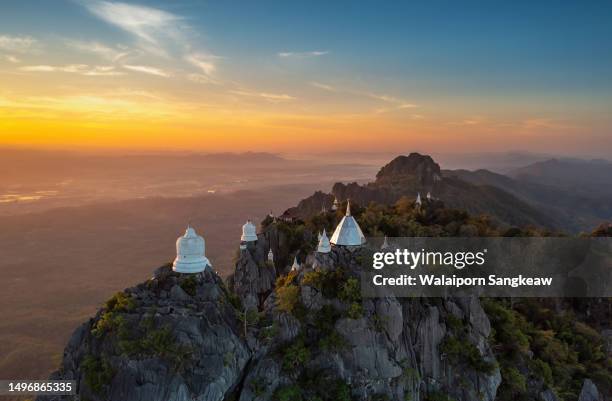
375,153,442,187
41,241,504,401
39,266,250,401
233,246,501,401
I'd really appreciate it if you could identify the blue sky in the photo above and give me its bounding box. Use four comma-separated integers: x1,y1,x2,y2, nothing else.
0,0,610,155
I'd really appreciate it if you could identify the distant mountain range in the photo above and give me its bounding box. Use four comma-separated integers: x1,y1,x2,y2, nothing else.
448,158,612,232
287,153,611,232
510,158,612,197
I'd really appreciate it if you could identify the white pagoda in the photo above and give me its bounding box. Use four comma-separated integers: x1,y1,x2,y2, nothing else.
426,192,432,201
331,196,339,211
173,225,211,273
241,220,258,242
330,200,366,247
381,235,391,250
291,256,300,271
415,192,422,207
317,229,331,253
268,248,274,262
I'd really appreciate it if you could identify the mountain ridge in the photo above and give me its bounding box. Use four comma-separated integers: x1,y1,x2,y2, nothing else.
284,153,558,230
445,166,612,232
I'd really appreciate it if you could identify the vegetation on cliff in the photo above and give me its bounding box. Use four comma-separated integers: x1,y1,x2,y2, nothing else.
484,298,611,401
262,194,609,401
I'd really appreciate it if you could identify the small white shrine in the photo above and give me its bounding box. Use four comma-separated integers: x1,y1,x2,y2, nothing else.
331,196,339,211
330,200,366,247
241,220,258,242
415,192,422,207
268,248,274,262
317,229,331,253
173,225,211,273
291,256,300,271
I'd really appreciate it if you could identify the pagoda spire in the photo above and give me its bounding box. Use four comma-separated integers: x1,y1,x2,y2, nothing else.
317,228,331,253
330,199,366,247
291,256,300,271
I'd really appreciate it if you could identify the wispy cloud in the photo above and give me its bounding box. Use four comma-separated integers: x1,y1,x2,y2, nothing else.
187,73,218,85
447,116,486,126
230,90,296,102
520,118,571,131
310,81,417,112
19,64,123,76
81,1,219,77
278,50,329,58
367,92,418,113
367,93,414,106
310,82,336,92
259,93,296,101
0,35,38,53
66,40,133,62
85,66,125,76
0,94,186,121
83,1,185,47
185,53,218,76
123,64,169,77
397,103,419,109
4,55,20,63
20,65,60,72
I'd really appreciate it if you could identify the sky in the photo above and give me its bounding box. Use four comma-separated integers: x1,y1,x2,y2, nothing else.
0,0,611,156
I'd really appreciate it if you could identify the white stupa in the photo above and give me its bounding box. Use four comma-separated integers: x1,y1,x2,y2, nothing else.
330,200,366,247
415,192,422,207
268,248,274,262
426,192,432,201
290,256,300,271
241,220,258,242
381,235,391,250
331,197,339,211
173,225,211,273
317,228,331,253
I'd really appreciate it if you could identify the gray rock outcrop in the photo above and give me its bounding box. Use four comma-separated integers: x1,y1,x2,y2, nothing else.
578,379,602,401
38,265,250,401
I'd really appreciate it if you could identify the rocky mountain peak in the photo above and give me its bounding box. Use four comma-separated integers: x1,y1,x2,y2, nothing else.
375,153,442,186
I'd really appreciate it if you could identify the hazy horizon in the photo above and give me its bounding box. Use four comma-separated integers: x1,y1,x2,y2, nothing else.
2,145,609,162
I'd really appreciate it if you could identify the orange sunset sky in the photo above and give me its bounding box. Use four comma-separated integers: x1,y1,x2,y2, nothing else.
1,1,611,156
